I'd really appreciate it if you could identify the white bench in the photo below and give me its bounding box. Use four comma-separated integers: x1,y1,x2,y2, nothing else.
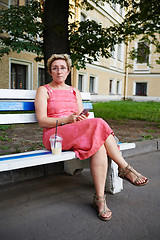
0,89,135,194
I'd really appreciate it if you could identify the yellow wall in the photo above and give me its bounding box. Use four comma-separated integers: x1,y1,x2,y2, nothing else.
127,37,160,98
127,75,160,97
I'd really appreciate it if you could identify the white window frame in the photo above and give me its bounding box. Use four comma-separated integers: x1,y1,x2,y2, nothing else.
133,41,151,72
37,63,45,88
117,44,122,61
9,58,33,90
77,72,87,92
111,2,117,10
89,75,98,94
116,80,122,95
136,41,150,64
133,81,148,96
111,45,116,59
80,10,89,21
109,79,116,95
119,5,123,16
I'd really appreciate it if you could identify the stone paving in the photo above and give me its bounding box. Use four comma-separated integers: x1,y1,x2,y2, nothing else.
0,150,160,240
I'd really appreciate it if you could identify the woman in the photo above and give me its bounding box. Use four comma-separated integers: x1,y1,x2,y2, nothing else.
35,54,148,221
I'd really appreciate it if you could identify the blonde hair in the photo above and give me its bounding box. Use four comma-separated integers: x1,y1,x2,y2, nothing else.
47,54,72,73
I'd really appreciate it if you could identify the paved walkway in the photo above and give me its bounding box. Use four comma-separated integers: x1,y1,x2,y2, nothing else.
0,151,160,240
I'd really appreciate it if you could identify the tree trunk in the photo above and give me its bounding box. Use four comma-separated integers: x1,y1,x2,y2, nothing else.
43,0,71,85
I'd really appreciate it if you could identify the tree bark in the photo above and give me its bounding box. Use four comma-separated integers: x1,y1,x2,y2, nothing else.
43,0,71,85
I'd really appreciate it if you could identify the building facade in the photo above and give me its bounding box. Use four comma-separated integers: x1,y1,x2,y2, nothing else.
0,0,160,102
0,0,45,90
127,40,160,102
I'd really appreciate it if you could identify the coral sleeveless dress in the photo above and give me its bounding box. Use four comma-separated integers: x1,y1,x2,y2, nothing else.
42,85,114,160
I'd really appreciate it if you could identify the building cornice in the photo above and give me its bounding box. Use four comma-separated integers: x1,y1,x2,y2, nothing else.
88,0,124,25
86,63,125,76
129,73,160,77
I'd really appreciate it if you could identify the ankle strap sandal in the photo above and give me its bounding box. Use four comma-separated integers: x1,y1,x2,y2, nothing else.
93,194,112,221
118,164,149,186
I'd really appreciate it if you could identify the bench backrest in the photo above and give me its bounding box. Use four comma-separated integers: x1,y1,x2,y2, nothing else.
0,89,93,125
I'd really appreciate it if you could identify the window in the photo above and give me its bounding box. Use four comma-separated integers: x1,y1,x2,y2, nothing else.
137,42,149,64
11,63,27,89
109,80,113,94
109,79,116,95
80,13,86,22
78,74,83,92
119,6,123,15
10,60,32,89
116,81,120,94
116,80,122,95
111,45,115,58
78,73,87,92
38,68,45,87
117,44,122,61
112,2,116,10
136,83,147,96
89,76,95,93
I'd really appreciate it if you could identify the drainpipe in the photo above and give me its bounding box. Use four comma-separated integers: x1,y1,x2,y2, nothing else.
124,42,129,100
71,66,77,87
70,2,78,87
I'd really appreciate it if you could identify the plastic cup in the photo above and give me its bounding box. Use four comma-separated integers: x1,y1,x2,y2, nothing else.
49,134,63,155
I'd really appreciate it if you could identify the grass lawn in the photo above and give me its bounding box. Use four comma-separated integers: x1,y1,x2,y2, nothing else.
93,101,160,123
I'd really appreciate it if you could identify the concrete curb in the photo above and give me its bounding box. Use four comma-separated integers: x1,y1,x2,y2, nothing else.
122,138,160,158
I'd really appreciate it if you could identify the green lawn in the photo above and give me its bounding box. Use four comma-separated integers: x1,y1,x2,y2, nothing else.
93,101,160,123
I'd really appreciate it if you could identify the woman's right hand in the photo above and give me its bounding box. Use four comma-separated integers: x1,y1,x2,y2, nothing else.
66,113,79,124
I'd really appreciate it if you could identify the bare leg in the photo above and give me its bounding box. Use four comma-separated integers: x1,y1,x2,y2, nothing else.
90,144,112,218
104,134,147,184
104,134,127,168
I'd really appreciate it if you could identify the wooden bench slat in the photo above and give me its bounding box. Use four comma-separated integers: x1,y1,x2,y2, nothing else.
0,150,51,161
0,90,91,101
0,151,76,172
0,113,37,124
0,102,92,112
0,100,92,112
0,149,48,158
118,142,136,150
0,89,36,99
0,102,35,111
0,112,94,124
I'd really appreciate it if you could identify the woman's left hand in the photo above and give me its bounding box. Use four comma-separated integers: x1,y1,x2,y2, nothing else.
77,113,89,121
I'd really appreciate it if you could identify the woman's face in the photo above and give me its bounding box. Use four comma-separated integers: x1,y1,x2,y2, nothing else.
50,59,70,84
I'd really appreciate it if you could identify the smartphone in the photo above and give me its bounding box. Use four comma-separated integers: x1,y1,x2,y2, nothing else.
80,109,90,116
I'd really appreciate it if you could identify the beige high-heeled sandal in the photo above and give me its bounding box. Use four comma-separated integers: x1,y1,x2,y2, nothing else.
118,164,149,186
93,194,112,221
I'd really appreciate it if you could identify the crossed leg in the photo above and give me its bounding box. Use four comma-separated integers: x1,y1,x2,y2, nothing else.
90,134,148,220
104,134,148,185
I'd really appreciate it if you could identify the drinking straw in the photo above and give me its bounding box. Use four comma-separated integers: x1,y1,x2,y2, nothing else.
54,120,58,148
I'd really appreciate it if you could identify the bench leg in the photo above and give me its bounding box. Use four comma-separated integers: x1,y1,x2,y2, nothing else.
105,157,123,194
64,156,123,194
64,158,90,175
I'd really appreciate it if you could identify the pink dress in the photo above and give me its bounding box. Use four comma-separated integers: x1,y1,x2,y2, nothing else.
42,85,114,160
